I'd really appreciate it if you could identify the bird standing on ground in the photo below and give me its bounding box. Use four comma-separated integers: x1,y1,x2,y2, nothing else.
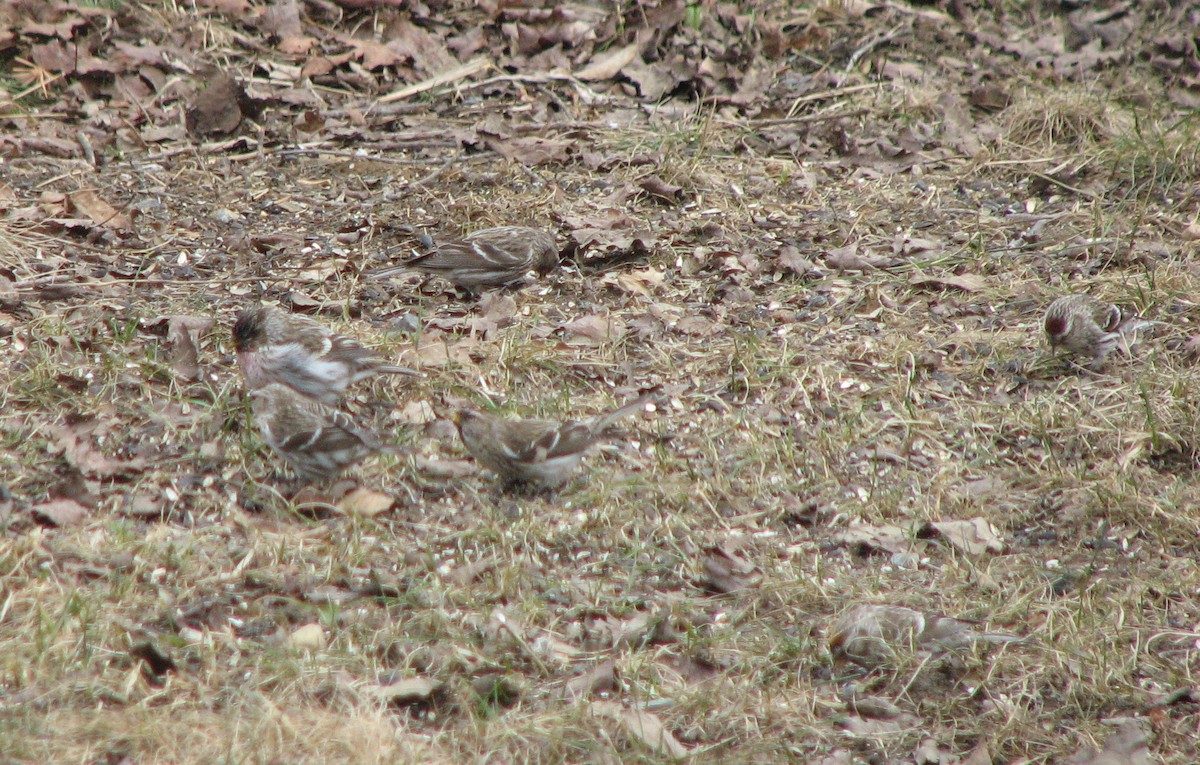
248,382,387,484
233,305,419,405
1043,294,1157,366
455,394,655,490
829,604,1023,668
366,226,559,292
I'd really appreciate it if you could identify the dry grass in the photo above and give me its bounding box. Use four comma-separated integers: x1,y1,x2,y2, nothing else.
4,6,1200,765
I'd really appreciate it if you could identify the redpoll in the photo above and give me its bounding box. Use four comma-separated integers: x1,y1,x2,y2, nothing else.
454,395,655,489
1043,294,1157,364
367,226,558,292
829,604,1023,668
248,383,385,484
233,305,419,405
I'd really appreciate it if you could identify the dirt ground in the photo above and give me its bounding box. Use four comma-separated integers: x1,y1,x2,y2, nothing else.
3,0,1200,763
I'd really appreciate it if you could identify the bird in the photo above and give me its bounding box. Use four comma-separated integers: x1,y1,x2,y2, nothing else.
366,226,558,292
829,604,1023,668
233,305,419,405
248,382,387,484
454,394,656,490
1043,294,1158,365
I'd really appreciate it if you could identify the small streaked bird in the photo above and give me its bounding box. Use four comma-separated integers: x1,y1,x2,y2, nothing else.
1043,294,1158,365
233,305,419,405
248,383,386,484
366,226,558,292
455,394,655,490
829,604,1023,668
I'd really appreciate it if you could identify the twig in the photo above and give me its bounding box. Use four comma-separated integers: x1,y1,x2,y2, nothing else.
845,23,910,73
376,56,493,105
787,82,882,118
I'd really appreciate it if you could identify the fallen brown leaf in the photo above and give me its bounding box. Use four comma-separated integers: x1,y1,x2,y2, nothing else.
30,498,89,527
68,190,132,232
576,41,640,81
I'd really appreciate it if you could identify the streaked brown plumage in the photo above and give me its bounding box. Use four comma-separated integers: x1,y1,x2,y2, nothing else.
367,226,558,292
829,604,1023,668
1043,294,1156,365
233,305,418,405
249,382,385,484
455,395,654,489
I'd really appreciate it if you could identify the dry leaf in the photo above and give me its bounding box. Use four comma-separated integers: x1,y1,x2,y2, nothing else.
336,487,394,517
366,676,439,706
920,518,1005,555
69,190,132,232
185,73,246,136
286,623,326,651
577,41,640,81
561,314,627,345
824,244,898,271
830,519,913,557
777,245,818,276
166,315,214,381
395,400,437,425
413,456,477,479
604,267,664,296
638,175,685,204
591,701,689,760
31,498,89,527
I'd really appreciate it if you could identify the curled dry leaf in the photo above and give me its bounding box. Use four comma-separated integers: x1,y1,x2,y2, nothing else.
336,487,394,517
166,315,214,381
638,175,685,204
